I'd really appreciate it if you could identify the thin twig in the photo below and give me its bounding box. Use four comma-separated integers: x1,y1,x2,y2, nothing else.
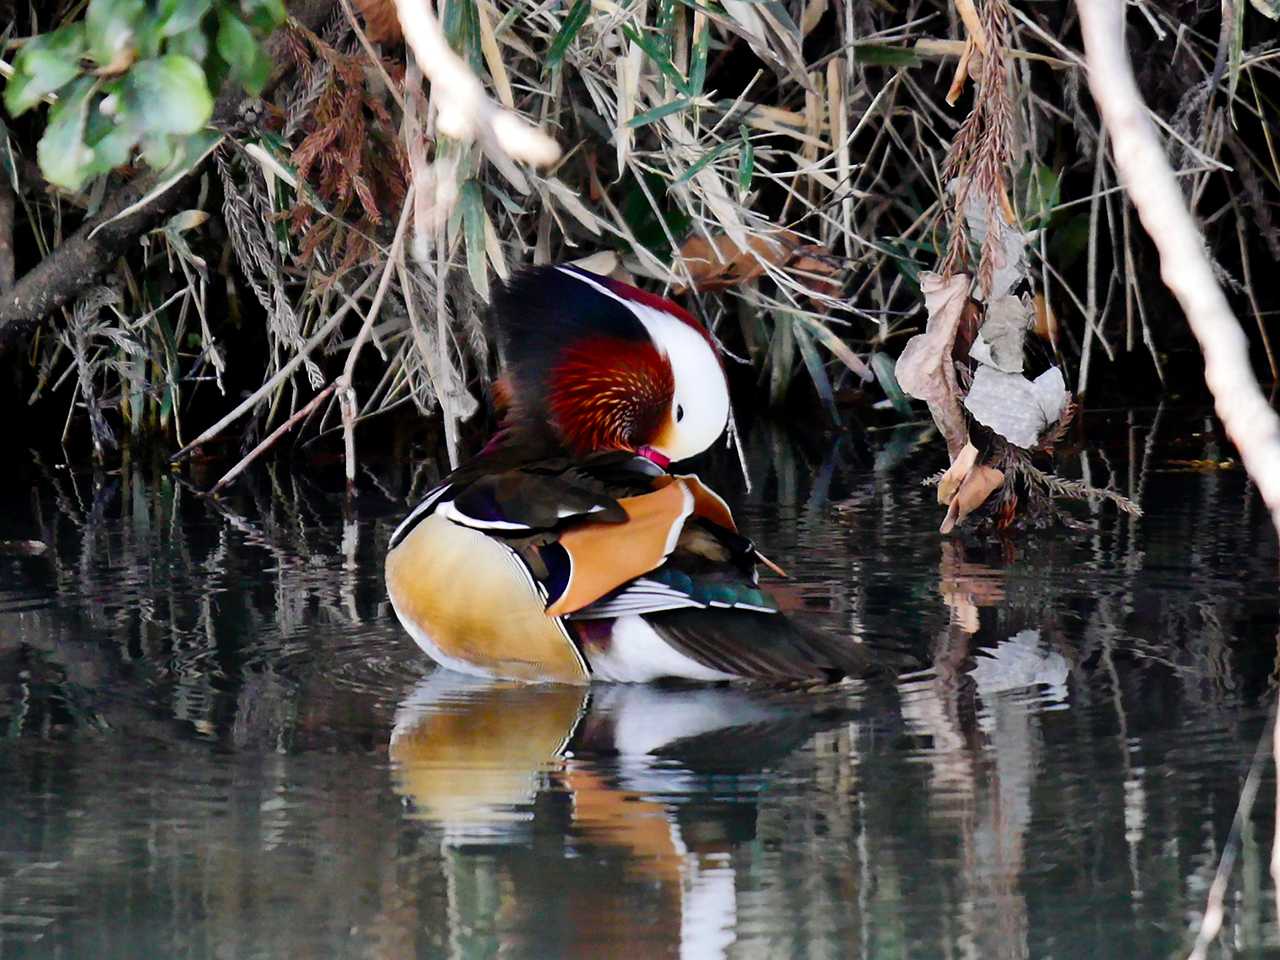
1079,0,1280,534
1186,709,1274,960
210,380,337,494
170,270,379,463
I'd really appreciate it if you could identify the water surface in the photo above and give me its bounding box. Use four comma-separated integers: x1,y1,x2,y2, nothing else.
1,408,1278,958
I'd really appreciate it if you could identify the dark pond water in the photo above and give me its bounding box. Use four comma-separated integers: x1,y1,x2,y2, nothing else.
1,407,1278,959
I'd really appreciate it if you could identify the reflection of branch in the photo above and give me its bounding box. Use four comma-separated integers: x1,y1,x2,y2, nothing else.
1078,0,1280,536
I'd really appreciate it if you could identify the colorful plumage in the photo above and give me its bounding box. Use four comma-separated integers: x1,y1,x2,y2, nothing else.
385,264,889,684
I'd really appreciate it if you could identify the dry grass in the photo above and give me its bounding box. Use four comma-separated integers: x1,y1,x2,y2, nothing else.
5,0,1278,481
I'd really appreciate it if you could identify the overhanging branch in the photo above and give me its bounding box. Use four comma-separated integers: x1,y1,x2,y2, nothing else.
0,0,339,356
1077,0,1280,538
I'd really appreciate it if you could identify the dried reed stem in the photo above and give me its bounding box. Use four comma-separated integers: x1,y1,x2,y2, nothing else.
391,0,560,168
338,186,415,488
210,381,338,494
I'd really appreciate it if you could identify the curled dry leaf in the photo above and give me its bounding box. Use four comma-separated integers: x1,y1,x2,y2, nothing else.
1032,291,1058,348
940,464,1005,534
952,178,1028,300
937,440,979,505
894,272,972,459
354,0,404,43
963,364,1069,449
946,36,976,106
969,293,1031,373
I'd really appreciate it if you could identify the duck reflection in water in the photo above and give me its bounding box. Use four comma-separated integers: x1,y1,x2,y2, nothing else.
388,672,866,959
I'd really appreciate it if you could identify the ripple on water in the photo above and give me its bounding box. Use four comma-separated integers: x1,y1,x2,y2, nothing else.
1,413,1278,959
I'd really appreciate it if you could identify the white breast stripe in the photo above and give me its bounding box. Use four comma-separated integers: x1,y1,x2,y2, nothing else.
498,535,590,679
390,482,451,547
439,500,535,532
663,483,696,556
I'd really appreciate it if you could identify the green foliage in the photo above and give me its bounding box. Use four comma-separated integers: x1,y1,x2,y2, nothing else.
3,0,284,191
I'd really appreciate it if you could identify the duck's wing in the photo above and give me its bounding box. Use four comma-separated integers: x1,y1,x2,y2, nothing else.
390,455,644,548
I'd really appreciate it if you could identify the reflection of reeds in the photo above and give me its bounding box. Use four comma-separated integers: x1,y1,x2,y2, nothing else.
2,414,1278,955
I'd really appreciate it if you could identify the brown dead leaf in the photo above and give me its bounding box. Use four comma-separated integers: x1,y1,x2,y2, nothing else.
951,296,982,365
1032,291,1057,348
939,465,1005,534
937,441,979,505
677,233,794,292
787,246,844,303
945,36,975,106
895,272,972,459
353,0,403,43
675,232,844,307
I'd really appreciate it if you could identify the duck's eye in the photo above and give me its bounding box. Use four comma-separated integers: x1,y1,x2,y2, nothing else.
676,404,685,423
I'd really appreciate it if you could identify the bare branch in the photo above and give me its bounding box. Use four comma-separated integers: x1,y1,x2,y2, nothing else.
1077,0,1280,536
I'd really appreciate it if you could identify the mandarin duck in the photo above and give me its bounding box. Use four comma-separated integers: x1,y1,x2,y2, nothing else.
385,264,884,684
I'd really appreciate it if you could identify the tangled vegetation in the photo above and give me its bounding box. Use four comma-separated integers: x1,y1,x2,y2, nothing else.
0,0,1277,530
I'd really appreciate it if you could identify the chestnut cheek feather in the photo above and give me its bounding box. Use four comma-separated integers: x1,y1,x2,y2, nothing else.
548,339,674,456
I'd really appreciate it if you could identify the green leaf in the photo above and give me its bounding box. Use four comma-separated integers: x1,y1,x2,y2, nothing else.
1250,0,1280,17
619,171,691,257
166,26,209,63
688,20,710,96
792,318,840,425
158,0,213,36
86,0,146,71
674,137,736,185
620,25,692,95
460,179,490,303
37,77,98,190
626,97,694,129
547,0,592,68
4,23,86,116
217,10,271,95
140,131,176,168
767,313,795,407
1228,0,1244,111
124,55,213,135
795,314,872,382
242,0,288,32
869,350,912,417
737,126,754,196
853,44,921,68
84,89,138,175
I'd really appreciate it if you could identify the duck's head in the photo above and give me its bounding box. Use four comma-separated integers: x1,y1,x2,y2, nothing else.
491,264,729,466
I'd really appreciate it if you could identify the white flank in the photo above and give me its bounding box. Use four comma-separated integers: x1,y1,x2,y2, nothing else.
586,615,736,683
